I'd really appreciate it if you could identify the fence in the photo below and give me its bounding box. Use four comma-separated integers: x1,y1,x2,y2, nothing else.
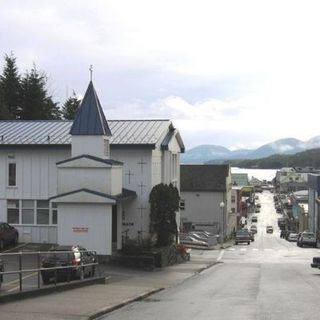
0,250,99,293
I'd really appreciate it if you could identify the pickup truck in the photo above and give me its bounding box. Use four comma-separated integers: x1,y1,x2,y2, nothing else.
235,230,251,245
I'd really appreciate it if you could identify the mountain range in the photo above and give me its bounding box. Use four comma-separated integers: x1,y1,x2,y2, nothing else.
181,136,320,164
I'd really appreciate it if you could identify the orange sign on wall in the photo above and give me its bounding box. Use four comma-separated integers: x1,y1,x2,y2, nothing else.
72,227,89,233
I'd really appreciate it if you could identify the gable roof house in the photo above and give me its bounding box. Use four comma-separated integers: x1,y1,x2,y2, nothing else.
0,81,185,255
180,164,235,240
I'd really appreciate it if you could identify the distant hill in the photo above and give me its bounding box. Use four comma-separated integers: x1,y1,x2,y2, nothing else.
226,148,320,169
181,136,320,164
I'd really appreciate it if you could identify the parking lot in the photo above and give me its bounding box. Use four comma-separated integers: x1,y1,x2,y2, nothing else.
0,243,104,295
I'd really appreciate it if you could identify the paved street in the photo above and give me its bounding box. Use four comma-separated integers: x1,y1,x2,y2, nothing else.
100,191,320,320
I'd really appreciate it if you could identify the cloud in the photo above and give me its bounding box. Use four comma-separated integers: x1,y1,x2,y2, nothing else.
1,0,320,150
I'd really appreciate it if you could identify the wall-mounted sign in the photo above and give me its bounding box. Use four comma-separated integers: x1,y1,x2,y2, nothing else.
72,227,89,233
122,222,134,226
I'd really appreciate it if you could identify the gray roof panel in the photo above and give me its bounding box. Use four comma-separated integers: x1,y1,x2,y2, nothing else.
0,119,180,147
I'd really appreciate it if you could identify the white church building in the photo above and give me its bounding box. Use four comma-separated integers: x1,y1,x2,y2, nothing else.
0,81,185,255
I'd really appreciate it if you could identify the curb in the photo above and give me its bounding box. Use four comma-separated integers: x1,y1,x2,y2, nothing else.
195,261,221,274
88,287,164,320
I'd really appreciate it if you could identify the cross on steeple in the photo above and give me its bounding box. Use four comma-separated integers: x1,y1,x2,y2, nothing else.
89,65,93,81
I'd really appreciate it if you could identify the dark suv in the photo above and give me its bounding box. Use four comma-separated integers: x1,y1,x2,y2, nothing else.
41,245,97,284
0,222,19,250
235,229,251,245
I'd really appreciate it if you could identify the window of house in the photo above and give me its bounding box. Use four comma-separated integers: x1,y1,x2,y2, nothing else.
231,195,236,203
37,200,49,224
22,200,34,224
231,208,236,213
171,153,178,180
104,139,110,157
52,203,58,225
180,199,185,210
7,200,19,224
8,163,16,186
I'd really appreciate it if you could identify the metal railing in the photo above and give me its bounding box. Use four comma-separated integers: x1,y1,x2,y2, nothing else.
0,250,99,293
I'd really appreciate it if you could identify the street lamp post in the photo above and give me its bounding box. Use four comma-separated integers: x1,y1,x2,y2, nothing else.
220,201,225,244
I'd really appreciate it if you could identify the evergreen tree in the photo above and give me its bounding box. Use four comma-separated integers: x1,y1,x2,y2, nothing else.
61,91,81,120
149,183,180,247
0,52,21,119
20,65,61,120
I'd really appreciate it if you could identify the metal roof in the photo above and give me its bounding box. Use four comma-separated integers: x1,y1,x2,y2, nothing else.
69,81,112,136
0,119,177,147
181,164,230,192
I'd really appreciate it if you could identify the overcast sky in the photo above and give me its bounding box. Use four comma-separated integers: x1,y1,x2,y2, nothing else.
1,0,320,150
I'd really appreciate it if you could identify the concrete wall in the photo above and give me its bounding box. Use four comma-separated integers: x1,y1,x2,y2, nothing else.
57,203,112,255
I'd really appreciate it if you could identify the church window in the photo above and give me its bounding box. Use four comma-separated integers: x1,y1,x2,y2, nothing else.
37,200,49,224
8,163,16,186
52,203,58,225
22,200,34,224
7,200,19,224
104,139,110,157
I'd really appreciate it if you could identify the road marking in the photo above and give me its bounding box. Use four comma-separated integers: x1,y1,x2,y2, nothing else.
5,272,38,292
240,248,247,251
217,249,224,261
227,248,235,251
264,248,273,251
2,242,30,253
252,248,259,251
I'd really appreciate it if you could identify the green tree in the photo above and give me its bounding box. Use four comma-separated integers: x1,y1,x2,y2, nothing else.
0,52,21,119
20,64,61,120
61,91,81,120
149,183,180,247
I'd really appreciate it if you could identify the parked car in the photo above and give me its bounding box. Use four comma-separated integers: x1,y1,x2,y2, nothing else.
250,225,258,234
235,229,251,245
248,230,255,242
297,232,317,248
0,222,19,250
41,245,97,284
251,216,258,223
287,233,299,242
188,232,208,242
266,226,273,233
180,236,209,247
311,256,320,269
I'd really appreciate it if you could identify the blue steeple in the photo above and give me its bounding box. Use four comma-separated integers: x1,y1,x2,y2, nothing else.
69,81,112,136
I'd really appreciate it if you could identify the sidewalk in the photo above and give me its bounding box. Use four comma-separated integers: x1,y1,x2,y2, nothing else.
0,245,228,320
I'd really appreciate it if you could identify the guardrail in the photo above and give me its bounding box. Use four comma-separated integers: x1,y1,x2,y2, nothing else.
0,250,99,293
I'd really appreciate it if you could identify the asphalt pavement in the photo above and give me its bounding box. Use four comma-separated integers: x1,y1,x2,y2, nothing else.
0,242,229,320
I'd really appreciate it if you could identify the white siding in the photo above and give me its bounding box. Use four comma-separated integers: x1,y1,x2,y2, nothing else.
57,203,112,255
181,191,224,233
72,136,109,158
57,168,111,195
0,147,69,199
111,148,152,239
